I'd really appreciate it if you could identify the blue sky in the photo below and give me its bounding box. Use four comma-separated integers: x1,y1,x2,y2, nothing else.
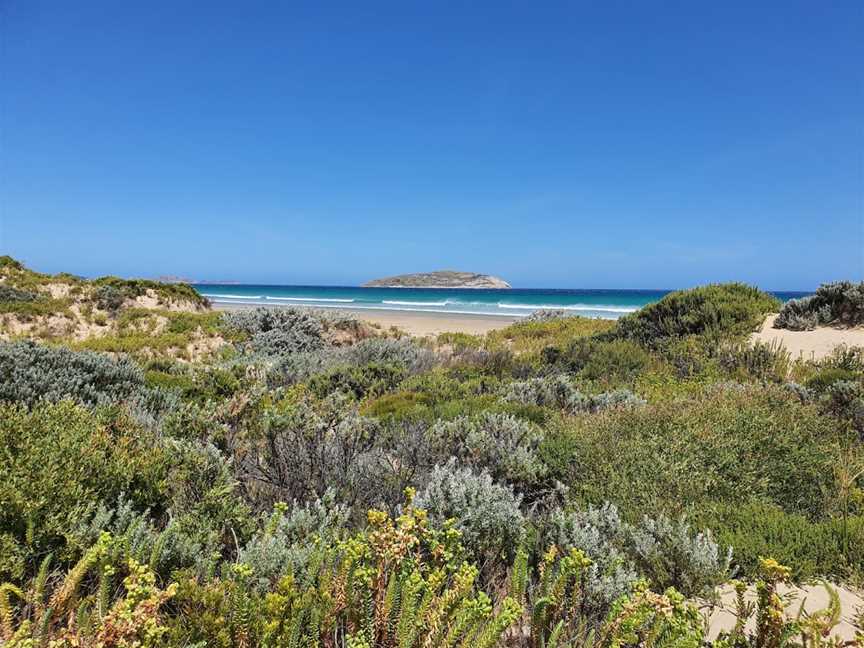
1,1,861,289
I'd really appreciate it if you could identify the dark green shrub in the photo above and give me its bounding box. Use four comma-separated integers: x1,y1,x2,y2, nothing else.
541,385,842,519
0,401,169,579
614,283,779,346
695,501,864,581
308,362,407,399
554,338,652,382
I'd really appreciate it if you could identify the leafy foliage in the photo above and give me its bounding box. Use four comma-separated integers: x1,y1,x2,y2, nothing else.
613,283,780,346
775,280,864,330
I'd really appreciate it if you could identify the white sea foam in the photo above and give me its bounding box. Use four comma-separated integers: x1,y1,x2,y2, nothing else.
209,299,621,320
201,293,262,300
497,302,638,313
265,296,355,303
383,300,449,306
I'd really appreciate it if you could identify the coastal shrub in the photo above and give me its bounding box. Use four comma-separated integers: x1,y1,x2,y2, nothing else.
552,338,652,383
68,496,211,579
342,336,436,373
0,285,37,302
222,306,325,355
613,283,779,346
628,512,732,596
695,501,864,581
237,492,350,590
504,375,646,414
0,340,147,407
805,367,858,391
546,503,730,606
544,504,640,619
238,397,383,512
524,308,573,322
268,347,343,385
93,275,210,308
773,296,822,331
426,412,547,488
0,401,167,580
485,316,615,359
307,361,407,399
775,280,864,330
541,385,842,519
415,461,525,566
718,339,791,382
504,374,587,411
94,284,125,312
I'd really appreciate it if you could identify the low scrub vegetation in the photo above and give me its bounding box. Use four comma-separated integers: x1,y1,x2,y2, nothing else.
775,280,864,330
0,261,862,646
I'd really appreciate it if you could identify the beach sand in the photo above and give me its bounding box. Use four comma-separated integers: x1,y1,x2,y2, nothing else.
751,314,864,360
214,302,518,337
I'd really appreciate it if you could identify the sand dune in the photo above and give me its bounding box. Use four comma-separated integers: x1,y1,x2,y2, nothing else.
750,315,864,360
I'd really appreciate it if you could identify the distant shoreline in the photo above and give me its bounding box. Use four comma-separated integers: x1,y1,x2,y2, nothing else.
213,301,519,336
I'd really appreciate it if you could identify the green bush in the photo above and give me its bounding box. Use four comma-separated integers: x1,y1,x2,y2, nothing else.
614,283,779,346
553,338,652,383
308,361,407,399
541,385,844,519
0,401,168,579
694,501,864,581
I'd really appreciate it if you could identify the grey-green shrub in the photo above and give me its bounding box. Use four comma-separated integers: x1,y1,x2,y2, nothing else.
426,412,547,488
775,281,864,330
525,309,573,322
222,307,325,356
238,397,382,512
343,337,436,373
629,512,732,596
504,375,588,411
238,492,350,590
546,502,730,609
0,341,147,407
0,285,38,302
545,504,639,620
504,375,645,414
415,460,525,565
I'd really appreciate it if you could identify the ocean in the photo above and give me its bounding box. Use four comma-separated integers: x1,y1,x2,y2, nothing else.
195,285,810,320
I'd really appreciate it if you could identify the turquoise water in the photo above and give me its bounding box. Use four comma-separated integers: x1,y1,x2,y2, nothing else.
196,285,810,320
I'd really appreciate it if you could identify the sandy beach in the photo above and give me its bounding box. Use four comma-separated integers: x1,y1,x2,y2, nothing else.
214,302,519,337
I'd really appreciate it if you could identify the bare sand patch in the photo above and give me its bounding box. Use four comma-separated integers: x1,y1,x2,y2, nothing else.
751,315,864,361
704,581,863,643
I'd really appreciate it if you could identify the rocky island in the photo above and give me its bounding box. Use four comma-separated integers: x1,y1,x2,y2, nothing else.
363,270,511,289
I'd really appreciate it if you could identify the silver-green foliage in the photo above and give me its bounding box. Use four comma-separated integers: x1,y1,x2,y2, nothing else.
775,281,864,330
547,502,731,610
415,460,525,564
0,341,147,407
269,337,435,386
222,307,326,355
238,491,350,591
426,412,547,487
504,375,645,413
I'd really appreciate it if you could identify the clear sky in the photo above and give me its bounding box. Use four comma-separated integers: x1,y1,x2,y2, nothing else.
1,1,862,289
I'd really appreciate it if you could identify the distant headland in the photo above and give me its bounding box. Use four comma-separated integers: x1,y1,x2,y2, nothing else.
362,270,511,289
